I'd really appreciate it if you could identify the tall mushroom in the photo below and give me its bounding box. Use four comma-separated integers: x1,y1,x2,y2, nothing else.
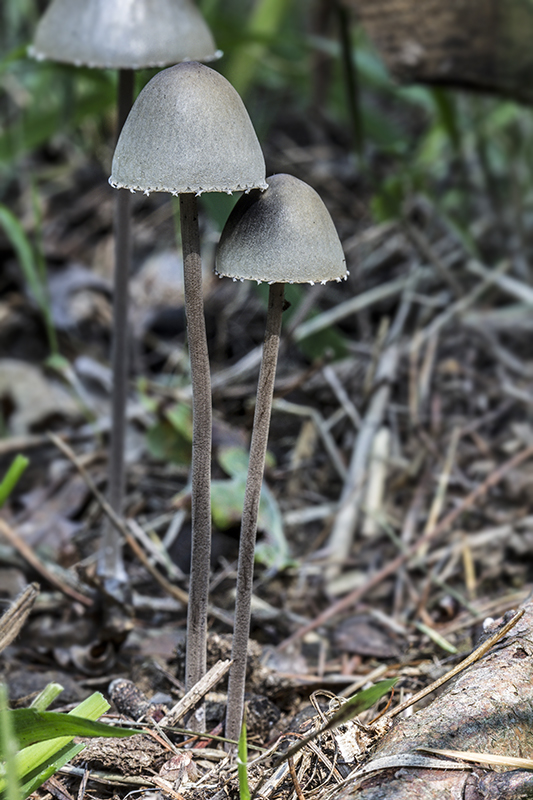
109,62,267,693
30,0,220,591
215,173,347,745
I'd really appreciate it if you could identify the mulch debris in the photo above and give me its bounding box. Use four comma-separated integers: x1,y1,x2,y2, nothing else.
1,94,533,800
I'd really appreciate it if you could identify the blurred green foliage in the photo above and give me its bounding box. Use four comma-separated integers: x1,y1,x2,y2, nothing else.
1,0,530,219
0,454,29,508
211,445,294,571
1,0,533,365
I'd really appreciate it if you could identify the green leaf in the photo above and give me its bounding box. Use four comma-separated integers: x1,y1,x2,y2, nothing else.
145,402,193,466
6,708,140,749
225,0,290,95
0,684,20,800
146,419,192,466
0,456,29,509
254,482,294,571
165,403,193,441
19,742,85,798
211,477,246,529
0,691,139,796
218,446,250,479
212,447,294,571
296,325,348,362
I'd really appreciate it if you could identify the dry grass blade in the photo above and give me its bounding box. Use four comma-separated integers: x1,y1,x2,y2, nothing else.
0,582,40,653
293,275,410,342
326,343,399,581
419,748,533,770
48,430,190,605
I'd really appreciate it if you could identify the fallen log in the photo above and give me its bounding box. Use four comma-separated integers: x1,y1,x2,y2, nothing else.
332,601,533,799
344,0,533,104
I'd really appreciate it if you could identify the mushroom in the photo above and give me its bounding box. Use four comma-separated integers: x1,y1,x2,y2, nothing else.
29,0,220,69
30,0,220,591
110,61,267,692
215,173,347,745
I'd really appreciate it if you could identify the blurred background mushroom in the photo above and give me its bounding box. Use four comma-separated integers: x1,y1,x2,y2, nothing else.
30,0,220,594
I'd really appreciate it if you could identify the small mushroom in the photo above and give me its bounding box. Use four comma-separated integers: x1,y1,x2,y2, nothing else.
29,0,220,69
30,0,220,592
110,62,267,693
215,173,347,745
110,62,266,196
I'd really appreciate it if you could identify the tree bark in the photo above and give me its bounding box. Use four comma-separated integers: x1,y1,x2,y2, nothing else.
332,601,533,800
344,0,533,104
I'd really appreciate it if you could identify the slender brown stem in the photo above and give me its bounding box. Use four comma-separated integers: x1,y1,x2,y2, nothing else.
100,68,135,588
180,193,212,702
225,282,285,747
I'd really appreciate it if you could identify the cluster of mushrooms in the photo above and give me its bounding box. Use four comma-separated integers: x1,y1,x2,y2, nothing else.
31,0,347,747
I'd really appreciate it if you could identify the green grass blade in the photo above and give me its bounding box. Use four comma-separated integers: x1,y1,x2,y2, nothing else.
0,72,115,165
238,717,250,800
0,44,27,77
0,456,29,509
0,206,46,311
29,684,64,713
18,742,85,798
0,204,58,356
0,684,21,800
250,680,396,800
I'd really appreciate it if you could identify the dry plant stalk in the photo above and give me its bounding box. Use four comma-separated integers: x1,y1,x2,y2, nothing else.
0,582,40,653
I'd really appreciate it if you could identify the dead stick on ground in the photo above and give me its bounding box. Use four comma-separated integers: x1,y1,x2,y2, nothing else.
161,659,232,727
288,757,306,800
325,344,399,582
0,519,93,607
279,442,533,650
0,582,40,653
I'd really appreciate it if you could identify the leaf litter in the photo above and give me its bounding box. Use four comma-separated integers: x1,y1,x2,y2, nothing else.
3,66,533,800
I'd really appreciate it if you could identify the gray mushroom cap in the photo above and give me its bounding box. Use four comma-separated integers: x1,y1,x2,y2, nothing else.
215,174,347,285
29,0,220,69
109,62,267,196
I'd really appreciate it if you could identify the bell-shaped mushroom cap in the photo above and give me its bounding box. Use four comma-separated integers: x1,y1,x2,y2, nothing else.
215,174,347,285
29,0,220,69
109,62,267,196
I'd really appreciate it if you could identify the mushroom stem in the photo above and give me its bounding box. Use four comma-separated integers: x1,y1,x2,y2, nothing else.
100,67,135,587
225,282,285,747
180,193,212,699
